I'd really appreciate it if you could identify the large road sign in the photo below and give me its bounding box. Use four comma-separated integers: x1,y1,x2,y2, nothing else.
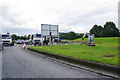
41,24,59,46
41,24,58,36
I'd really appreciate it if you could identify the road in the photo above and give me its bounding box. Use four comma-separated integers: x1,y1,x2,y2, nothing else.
2,45,110,78
0,48,2,79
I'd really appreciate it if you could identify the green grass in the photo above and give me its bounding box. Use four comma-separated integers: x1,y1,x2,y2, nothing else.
30,37,119,66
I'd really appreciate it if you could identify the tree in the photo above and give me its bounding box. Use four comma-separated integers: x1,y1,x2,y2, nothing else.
31,35,34,40
12,34,18,40
18,36,21,39
68,31,77,40
76,34,80,38
101,22,119,37
60,33,68,39
21,36,25,40
60,31,78,40
79,34,84,38
90,25,103,37
28,35,31,40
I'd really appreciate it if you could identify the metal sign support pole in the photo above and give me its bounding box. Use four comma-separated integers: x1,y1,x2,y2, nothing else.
41,35,43,46
49,25,51,47
41,28,43,46
57,26,59,44
50,33,51,47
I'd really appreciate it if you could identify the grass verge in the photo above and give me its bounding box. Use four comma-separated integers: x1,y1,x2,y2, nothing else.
30,37,119,66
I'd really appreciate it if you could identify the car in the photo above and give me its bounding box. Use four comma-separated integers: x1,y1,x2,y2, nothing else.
23,40,30,45
16,40,23,44
27,42,33,45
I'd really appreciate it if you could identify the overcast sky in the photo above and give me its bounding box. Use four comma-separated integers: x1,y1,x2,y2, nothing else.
0,0,119,36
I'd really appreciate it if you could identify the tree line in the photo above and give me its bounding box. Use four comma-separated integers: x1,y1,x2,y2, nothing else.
12,21,120,40
90,22,120,37
60,21,120,40
12,35,31,40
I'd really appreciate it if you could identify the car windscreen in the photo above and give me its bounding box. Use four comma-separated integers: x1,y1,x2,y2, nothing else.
18,40,22,42
35,34,41,38
2,35,11,39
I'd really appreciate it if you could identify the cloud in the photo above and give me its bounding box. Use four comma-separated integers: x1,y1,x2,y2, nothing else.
2,27,36,36
0,0,119,35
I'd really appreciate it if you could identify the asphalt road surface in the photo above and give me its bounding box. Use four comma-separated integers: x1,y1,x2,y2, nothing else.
0,49,2,79
2,45,111,78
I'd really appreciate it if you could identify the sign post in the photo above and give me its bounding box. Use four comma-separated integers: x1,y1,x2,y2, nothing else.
49,32,52,46
41,24,58,46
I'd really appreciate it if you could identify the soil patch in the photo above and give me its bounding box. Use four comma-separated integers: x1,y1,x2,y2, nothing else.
104,54,116,57
70,41,87,43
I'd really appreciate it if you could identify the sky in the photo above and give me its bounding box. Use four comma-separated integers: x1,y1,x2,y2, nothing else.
0,0,119,36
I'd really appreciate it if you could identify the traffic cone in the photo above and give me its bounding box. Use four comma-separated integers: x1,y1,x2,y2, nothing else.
24,46,26,49
23,43,26,49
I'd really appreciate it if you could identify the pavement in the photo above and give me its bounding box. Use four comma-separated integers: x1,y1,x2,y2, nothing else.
2,44,112,78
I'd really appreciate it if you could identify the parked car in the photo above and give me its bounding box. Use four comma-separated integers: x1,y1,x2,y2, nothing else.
27,41,33,45
23,40,31,45
16,40,23,44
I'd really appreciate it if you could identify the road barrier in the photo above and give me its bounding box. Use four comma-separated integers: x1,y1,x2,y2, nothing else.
28,47,120,79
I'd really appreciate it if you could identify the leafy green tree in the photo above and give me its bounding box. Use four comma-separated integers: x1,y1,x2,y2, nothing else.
18,36,21,39
60,33,68,39
27,35,30,40
24,35,27,40
68,31,77,40
60,31,77,40
90,25,103,37
79,34,84,38
12,34,18,40
21,36,25,40
76,34,80,38
101,22,119,37
31,35,34,40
